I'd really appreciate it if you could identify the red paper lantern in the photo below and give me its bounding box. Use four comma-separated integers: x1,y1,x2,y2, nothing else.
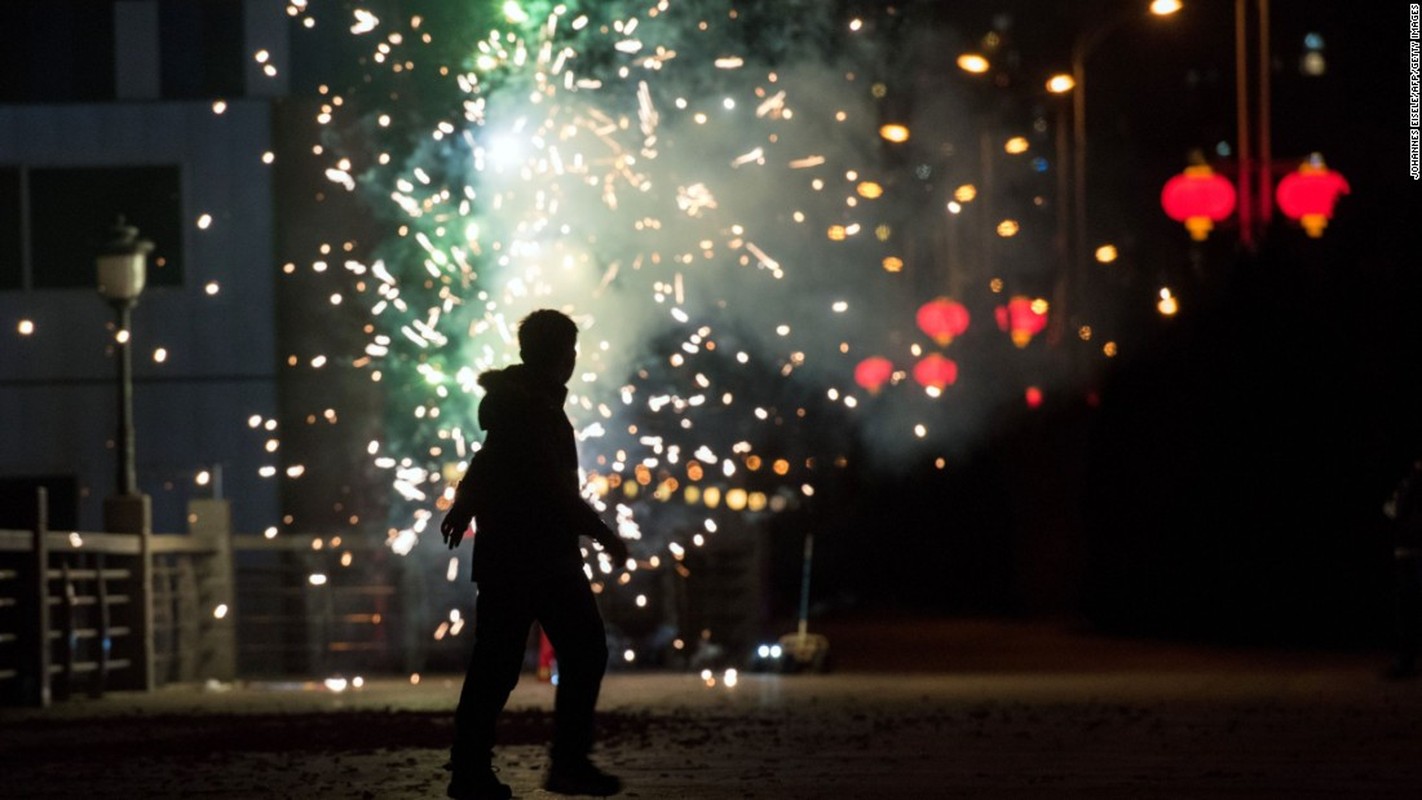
912,354,958,392
994,296,1049,348
916,297,970,346
1276,155,1349,238
854,356,894,394
1160,164,1236,241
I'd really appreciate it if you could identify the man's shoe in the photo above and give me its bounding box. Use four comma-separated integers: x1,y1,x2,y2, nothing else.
447,765,513,800
543,758,621,796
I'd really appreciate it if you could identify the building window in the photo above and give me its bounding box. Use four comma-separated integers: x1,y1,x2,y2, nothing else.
0,169,20,290
28,166,183,289
0,1,116,103
0,475,80,531
159,0,245,99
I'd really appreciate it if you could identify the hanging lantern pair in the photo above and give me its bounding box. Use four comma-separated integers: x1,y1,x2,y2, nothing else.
855,354,960,394
1161,155,1349,240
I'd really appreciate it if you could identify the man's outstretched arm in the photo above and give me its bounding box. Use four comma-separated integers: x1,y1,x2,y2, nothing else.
440,477,478,548
566,497,629,563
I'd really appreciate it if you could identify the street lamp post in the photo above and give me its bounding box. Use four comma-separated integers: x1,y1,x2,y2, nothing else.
1069,2,1182,302
97,217,155,691
97,217,153,506
1046,73,1076,349
1234,0,1275,248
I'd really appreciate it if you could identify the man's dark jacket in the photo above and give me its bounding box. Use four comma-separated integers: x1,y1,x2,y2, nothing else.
447,364,609,582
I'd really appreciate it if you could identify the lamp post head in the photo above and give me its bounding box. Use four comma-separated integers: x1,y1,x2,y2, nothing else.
1046,73,1076,94
878,123,910,144
96,216,154,303
956,53,990,74
1150,0,1183,16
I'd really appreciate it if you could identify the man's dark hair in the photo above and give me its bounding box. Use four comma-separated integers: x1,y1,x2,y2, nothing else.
518,309,578,366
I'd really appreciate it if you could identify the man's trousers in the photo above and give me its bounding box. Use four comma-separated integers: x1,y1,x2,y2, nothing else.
451,570,609,769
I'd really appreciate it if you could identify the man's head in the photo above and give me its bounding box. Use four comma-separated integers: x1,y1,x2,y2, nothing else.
518,309,578,385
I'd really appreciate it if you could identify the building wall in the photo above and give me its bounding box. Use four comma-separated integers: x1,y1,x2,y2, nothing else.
0,1,289,534
0,100,279,533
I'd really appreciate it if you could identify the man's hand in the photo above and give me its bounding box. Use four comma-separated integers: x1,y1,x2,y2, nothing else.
598,531,630,565
441,512,471,549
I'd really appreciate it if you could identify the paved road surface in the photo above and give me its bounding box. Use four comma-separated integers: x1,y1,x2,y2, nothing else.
3,619,1420,798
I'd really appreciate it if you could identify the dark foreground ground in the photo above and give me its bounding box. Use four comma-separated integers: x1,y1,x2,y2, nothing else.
3,618,1421,799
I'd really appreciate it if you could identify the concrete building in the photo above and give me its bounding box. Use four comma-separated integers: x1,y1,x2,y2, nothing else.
0,1,290,535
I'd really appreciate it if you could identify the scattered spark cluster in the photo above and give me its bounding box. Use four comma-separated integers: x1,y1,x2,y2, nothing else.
0,0,1156,674
193,0,1122,662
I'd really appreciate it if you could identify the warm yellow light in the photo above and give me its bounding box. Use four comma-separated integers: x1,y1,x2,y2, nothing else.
1004,136,1030,155
1095,244,1118,263
726,488,747,511
882,256,904,273
1150,0,1183,16
996,219,1020,237
1046,73,1076,94
879,124,910,143
17,319,35,336
953,184,977,203
856,181,884,199
1301,51,1326,77
957,53,990,74
1157,287,1179,316
827,225,847,241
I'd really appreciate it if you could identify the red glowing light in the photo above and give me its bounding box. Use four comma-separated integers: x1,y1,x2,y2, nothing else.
994,296,1049,348
1025,386,1043,409
912,354,958,391
1276,157,1349,238
854,356,894,394
1160,164,1236,241
915,297,970,346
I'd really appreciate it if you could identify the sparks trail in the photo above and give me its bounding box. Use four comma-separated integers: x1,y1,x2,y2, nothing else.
279,0,1070,648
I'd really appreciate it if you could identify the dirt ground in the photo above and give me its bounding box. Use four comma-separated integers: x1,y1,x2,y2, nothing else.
3,619,1421,799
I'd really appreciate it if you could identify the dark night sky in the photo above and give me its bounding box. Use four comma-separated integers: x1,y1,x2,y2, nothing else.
778,1,1422,646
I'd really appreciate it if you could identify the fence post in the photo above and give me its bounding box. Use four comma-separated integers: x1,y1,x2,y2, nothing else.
29,488,51,708
93,553,110,698
104,493,152,692
188,499,236,682
57,559,74,701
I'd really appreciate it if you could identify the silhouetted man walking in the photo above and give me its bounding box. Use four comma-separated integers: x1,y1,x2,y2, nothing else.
441,309,629,799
